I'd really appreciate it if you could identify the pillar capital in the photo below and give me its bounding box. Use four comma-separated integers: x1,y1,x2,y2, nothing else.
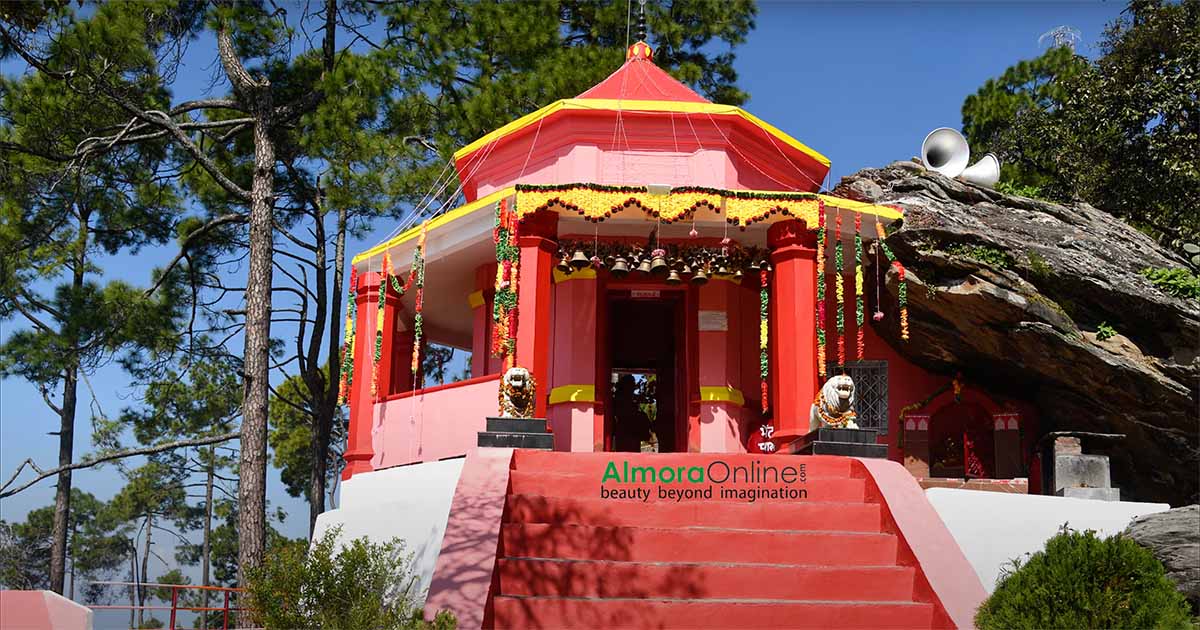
768,219,818,266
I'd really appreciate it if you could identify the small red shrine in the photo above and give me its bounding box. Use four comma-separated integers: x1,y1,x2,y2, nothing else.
339,40,1040,493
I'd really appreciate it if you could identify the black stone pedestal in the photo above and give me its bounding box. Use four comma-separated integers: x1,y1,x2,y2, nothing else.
478,417,554,449
785,427,887,458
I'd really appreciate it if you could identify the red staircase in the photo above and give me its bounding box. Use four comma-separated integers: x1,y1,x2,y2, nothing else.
488,451,948,629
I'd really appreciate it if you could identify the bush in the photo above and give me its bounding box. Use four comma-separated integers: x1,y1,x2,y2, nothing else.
1141,267,1200,301
246,526,456,630
1095,322,1117,342
976,528,1192,629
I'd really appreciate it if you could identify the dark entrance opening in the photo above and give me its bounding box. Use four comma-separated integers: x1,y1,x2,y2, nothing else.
606,293,684,453
930,401,995,479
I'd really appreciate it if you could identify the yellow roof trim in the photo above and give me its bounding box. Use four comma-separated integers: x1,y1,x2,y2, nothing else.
352,185,902,266
453,99,831,169
351,186,515,266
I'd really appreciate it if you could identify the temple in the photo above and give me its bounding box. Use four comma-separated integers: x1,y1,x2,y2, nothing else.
341,40,1041,491
323,39,1059,628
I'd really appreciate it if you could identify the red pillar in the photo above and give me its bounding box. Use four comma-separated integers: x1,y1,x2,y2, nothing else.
768,219,819,441
515,210,558,418
345,271,381,479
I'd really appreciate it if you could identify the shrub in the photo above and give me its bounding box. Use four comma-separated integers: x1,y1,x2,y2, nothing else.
946,244,1013,269
1096,321,1117,341
1141,267,1200,301
247,526,456,630
995,180,1045,199
976,528,1192,630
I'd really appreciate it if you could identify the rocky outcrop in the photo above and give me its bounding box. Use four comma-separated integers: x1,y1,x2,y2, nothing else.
836,161,1199,505
1124,505,1200,612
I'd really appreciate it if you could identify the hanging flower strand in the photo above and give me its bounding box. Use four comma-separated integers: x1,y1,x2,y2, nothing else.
411,223,429,383
835,211,845,367
874,222,909,341
855,213,865,361
759,268,770,414
337,266,358,405
371,253,392,397
816,202,827,377
492,198,521,368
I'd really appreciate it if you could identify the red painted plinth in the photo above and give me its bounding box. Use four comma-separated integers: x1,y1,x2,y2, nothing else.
768,219,818,441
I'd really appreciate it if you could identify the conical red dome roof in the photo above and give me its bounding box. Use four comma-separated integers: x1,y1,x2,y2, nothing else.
577,41,708,103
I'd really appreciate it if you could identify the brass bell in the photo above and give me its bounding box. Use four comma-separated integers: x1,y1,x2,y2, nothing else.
570,249,590,270
734,269,744,281
691,268,709,285
681,263,692,275
665,269,682,285
604,255,616,267
556,255,572,273
650,255,669,276
611,257,630,278
749,260,760,271
716,264,730,276
636,258,653,274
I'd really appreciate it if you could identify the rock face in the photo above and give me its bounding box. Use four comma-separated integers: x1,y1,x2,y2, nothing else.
836,161,1199,505
1124,505,1200,612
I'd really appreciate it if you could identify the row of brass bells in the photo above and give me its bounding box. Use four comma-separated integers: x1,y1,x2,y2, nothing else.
611,256,630,278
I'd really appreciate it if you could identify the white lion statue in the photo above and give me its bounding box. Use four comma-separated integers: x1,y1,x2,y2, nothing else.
809,374,858,431
499,366,537,418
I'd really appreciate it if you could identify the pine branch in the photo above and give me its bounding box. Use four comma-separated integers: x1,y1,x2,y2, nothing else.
0,432,240,498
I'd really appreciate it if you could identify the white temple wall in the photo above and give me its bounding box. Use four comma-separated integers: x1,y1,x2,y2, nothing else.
313,457,466,599
926,487,1169,592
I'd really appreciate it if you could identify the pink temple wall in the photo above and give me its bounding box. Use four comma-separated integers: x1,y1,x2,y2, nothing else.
547,273,599,452
370,375,500,469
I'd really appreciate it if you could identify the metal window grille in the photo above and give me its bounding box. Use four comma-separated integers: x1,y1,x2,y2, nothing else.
827,360,889,434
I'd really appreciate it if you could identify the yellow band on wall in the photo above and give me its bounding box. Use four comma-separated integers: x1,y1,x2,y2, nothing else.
553,267,597,284
549,384,596,405
467,290,485,309
699,386,745,406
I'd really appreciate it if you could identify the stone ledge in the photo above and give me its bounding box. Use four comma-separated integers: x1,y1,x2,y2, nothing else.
918,477,1029,494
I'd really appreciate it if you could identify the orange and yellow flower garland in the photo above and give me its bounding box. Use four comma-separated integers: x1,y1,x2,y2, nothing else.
855,213,865,361
874,222,909,341
493,198,521,368
759,269,770,414
816,202,827,377
337,266,358,405
835,212,845,367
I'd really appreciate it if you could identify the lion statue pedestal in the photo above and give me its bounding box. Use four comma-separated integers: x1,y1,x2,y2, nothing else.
791,375,888,458
476,366,554,450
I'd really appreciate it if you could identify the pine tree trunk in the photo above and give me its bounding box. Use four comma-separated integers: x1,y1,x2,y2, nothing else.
139,514,152,629
49,211,87,594
201,455,214,630
128,542,137,630
236,104,274,603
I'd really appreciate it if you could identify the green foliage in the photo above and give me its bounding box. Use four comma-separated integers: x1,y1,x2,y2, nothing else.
268,370,345,502
1026,251,1052,279
961,1,1200,242
995,180,1045,199
1096,321,1118,341
246,527,456,630
1141,267,1200,301
946,244,1013,269
976,528,1192,629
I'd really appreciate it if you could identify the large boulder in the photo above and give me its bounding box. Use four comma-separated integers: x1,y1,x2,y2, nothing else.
1124,505,1200,612
836,161,1199,505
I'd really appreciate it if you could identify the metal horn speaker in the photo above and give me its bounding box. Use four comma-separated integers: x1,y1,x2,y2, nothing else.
959,152,1001,187
921,127,971,177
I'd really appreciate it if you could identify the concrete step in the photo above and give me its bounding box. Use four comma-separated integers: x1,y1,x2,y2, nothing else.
477,431,554,449
486,416,548,433
504,494,883,531
511,450,856,478
496,558,916,601
500,523,898,565
492,595,934,629
508,470,867,502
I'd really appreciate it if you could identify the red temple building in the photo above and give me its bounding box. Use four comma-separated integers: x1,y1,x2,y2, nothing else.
323,40,1076,629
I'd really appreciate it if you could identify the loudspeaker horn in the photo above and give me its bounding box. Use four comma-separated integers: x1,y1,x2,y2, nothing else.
920,127,1002,188
959,152,1001,187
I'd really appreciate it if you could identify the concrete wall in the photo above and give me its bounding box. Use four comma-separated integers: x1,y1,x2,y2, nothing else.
0,590,93,630
926,488,1170,592
314,458,466,600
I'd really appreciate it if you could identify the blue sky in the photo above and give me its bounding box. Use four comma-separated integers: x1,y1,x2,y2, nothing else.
1,0,1123,605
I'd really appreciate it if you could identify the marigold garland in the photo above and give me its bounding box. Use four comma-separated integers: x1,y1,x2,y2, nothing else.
874,222,909,341
816,202,827,377
366,224,428,398
337,266,358,405
410,224,428,379
371,253,391,397
514,183,824,228
493,198,521,368
759,269,770,414
855,213,865,361
835,212,845,367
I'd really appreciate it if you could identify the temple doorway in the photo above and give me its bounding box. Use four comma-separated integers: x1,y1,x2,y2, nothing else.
605,293,684,453
930,401,995,478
